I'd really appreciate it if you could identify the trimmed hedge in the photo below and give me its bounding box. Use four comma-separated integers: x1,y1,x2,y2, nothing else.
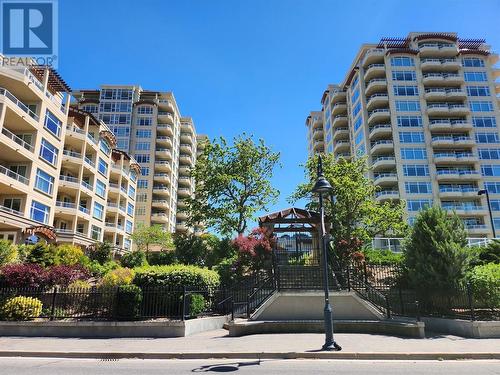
1,296,42,320
133,265,220,289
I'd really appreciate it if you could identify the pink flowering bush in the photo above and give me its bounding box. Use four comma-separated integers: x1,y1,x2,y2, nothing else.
232,227,276,273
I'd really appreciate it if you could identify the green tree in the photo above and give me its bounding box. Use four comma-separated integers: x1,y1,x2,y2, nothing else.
291,155,407,263
183,134,280,236
131,224,174,255
0,240,17,266
404,206,471,292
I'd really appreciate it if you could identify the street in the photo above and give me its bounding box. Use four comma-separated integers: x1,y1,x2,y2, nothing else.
0,358,499,375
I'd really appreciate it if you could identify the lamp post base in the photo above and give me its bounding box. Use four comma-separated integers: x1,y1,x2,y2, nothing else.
322,342,342,351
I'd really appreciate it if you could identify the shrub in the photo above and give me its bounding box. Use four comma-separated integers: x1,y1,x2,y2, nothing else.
173,233,211,266
470,241,500,267
68,279,92,289
404,206,471,292
15,244,34,263
232,227,275,272
0,240,17,266
362,248,404,265
468,263,500,309
47,265,89,287
0,263,48,288
147,250,176,266
54,244,86,266
26,242,58,267
88,242,113,265
120,251,148,268
100,267,135,288
115,284,143,320
1,296,42,320
87,260,119,278
213,256,238,286
185,293,205,318
133,264,220,289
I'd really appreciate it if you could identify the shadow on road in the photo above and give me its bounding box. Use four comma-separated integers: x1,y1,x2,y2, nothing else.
192,360,261,372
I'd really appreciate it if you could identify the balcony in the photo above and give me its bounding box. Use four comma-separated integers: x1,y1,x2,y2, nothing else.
153,185,170,196
176,221,188,232
448,104,469,115
0,203,24,218
420,58,461,71
375,190,400,201
365,79,387,96
156,148,172,159
81,180,93,192
329,90,346,104
156,136,172,147
438,186,478,199
373,172,398,186
65,125,86,141
153,173,170,183
332,115,348,129
151,212,169,223
428,119,472,132
427,103,450,115
158,111,174,125
332,127,349,141
181,132,193,143
152,199,169,208
78,205,90,216
436,170,481,181
62,149,82,164
366,94,389,111
109,182,120,193
58,175,79,189
84,156,95,169
0,87,39,123
180,143,193,154
179,154,193,165
335,152,350,160
333,140,350,152
177,187,191,197
371,156,396,170
433,152,477,164
158,99,174,112
362,48,385,67
431,136,474,148
157,124,173,136
363,63,385,81
155,160,171,172
370,139,393,154
1,127,34,154
0,164,29,187
418,43,458,57
465,224,490,236
369,124,392,140
367,108,390,125
442,204,486,216
331,102,347,116
313,128,324,140
178,176,192,187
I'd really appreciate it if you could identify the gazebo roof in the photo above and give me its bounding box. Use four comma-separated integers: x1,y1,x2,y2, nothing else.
259,208,320,233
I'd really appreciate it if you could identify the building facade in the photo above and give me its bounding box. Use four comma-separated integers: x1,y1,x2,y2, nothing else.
0,63,138,250
306,32,500,238
72,86,204,234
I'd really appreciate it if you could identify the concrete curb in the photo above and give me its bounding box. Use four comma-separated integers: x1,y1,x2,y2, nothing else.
0,351,498,360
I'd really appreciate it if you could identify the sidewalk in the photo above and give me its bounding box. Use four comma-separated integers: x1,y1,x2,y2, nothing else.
0,329,499,360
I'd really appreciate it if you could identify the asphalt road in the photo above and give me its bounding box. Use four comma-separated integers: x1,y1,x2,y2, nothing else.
1,358,499,375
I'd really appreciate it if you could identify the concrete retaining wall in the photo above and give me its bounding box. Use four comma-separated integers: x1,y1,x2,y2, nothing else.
0,316,230,338
423,317,500,338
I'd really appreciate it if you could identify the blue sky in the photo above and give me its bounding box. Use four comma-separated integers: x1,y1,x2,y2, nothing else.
59,0,500,229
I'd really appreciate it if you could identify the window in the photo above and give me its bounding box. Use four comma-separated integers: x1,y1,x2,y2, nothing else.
403,165,429,176
135,206,146,216
462,58,485,67
116,139,129,150
30,201,50,224
464,72,488,82
3,198,21,212
399,132,425,143
481,165,500,177
97,158,108,175
354,116,363,132
81,104,98,113
391,57,414,67
407,200,432,211
137,106,153,114
467,86,490,96
476,133,500,144
99,102,132,113
485,182,500,194
111,126,130,136
357,143,366,156
102,114,131,125
392,71,416,81
136,129,152,138
136,193,148,202
351,74,359,88
128,185,136,199
34,169,54,195
137,117,152,126
355,130,364,145
96,180,106,198
125,220,133,234
397,116,422,127
127,203,134,216
99,140,111,155
44,110,62,137
405,182,432,194
478,148,500,160
326,132,332,143
352,102,361,118
393,85,419,96
91,225,102,240
396,101,420,112
470,101,494,112
351,86,359,105
135,142,150,151
473,117,497,128
93,202,104,220
39,138,58,165
124,239,131,250
100,88,133,100
141,167,150,176
135,154,150,163
401,148,427,160
137,180,148,189
490,200,500,211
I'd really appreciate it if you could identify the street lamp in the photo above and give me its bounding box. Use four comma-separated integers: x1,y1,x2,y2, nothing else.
478,189,496,238
312,155,342,351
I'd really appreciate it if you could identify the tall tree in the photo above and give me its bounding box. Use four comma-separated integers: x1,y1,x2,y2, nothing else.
290,155,407,263
184,134,280,236
131,224,174,255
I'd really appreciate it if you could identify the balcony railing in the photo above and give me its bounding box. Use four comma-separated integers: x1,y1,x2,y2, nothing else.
66,125,85,134
436,169,479,176
0,164,29,185
1,127,35,152
0,87,39,121
81,180,93,190
0,203,24,217
59,175,79,184
56,201,76,209
78,205,90,215
84,156,95,167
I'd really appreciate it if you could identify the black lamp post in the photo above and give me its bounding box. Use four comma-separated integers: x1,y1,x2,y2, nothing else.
312,155,341,351
478,189,496,238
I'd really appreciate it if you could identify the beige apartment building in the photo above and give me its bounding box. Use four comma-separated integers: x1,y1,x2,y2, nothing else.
306,32,500,238
0,63,138,250
72,86,205,234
